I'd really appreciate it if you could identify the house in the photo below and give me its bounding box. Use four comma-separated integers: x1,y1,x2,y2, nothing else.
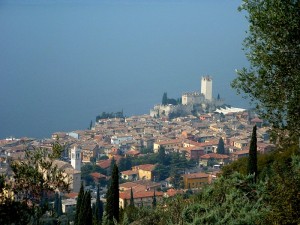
257,143,275,154
251,117,263,127
52,160,81,193
125,150,140,157
120,170,138,181
231,149,249,161
119,190,163,208
132,164,156,180
153,139,182,153
200,153,230,166
90,172,107,184
183,146,205,160
233,140,249,150
182,172,211,189
61,198,77,213
81,144,98,163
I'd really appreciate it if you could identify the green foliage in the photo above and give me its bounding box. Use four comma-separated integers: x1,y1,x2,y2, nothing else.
105,164,119,223
75,183,84,225
90,120,93,130
78,191,93,225
185,173,269,225
140,147,153,154
231,0,300,143
162,92,179,106
152,190,156,208
129,188,134,207
162,92,168,105
96,111,124,122
94,185,103,225
264,155,300,225
81,164,107,186
216,137,225,154
53,192,62,217
2,147,70,223
118,157,132,172
248,125,258,182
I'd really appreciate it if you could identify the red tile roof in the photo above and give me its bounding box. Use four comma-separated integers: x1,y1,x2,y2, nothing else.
201,153,229,159
119,190,163,200
133,164,156,171
182,172,209,179
90,172,107,179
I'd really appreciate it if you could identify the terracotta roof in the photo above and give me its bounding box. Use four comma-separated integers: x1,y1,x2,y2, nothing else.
201,153,229,159
232,149,249,155
121,170,139,176
182,172,209,179
90,172,107,179
133,164,156,171
126,150,140,156
119,182,140,189
251,117,263,123
119,190,163,200
97,156,122,169
156,139,182,145
64,192,78,199
165,188,184,197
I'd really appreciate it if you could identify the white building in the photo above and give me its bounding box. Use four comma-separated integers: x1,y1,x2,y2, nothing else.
71,145,81,171
111,135,133,145
201,76,213,101
182,92,204,105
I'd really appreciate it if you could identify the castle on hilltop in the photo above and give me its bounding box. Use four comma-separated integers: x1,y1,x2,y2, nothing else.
150,76,224,118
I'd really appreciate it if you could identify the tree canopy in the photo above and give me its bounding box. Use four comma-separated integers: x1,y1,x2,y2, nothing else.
231,0,300,143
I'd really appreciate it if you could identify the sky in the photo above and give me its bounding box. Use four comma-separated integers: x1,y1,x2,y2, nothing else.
0,0,249,139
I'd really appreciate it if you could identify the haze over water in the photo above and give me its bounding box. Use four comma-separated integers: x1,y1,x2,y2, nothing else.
0,0,249,139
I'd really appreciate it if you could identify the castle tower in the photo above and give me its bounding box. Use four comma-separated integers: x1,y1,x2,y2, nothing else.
71,145,81,171
201,76,212,101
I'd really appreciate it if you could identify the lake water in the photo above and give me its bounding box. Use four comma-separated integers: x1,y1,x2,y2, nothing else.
0,0,249,139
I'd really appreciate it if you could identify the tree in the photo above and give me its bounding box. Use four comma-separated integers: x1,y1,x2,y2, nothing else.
58,195,63,217
105,164,119,223
130,188,134,207
75,183,84,225
248,125,258,182
94,185,103,225
7,147,70,223
152,190,157,208
157,146,167,165
89,120,93,130
109,157,116,176
231,0,300,144
78,191,93,225
162,92,168,105
217,137,225,154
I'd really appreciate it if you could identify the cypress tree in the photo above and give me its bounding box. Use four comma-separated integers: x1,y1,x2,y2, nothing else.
79,191,92,225
75,183,84,225
105,164,119,223
152,190,157,208
162,92,168,105
94,184,103,225
129,187,134,207
54,192,59,216
217,137,225,154
248,125,258,182
57,195,63,217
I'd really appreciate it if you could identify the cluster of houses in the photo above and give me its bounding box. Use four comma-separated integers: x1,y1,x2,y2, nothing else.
0,109,275,211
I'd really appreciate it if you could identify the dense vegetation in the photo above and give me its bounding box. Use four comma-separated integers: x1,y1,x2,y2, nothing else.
116,144,300,225
232,0,300,143
96,111,124,122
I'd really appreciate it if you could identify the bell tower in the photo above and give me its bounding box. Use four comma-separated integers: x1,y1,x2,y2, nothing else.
71,145,81,171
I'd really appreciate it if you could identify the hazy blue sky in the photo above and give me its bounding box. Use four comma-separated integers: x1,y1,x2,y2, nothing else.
0,0,249,139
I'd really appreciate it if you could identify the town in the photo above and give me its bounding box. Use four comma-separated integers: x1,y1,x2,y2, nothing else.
0,77,275,223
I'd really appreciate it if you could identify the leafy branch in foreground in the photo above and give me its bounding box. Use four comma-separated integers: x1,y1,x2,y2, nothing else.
232,0,300,144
